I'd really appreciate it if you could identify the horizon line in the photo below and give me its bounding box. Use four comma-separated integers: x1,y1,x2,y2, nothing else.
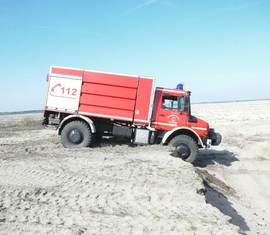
1,98,269,115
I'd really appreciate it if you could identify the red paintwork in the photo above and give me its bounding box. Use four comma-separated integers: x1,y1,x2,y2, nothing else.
51,66,84,77
133,78,154,123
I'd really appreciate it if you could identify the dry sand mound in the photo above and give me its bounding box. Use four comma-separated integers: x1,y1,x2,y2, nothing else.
0,114,240,234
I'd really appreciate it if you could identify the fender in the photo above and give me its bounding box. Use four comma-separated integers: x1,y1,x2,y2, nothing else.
58,115,96,133
162,127,205,147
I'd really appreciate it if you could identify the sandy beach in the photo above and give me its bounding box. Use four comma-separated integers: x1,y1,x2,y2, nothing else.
0,100,269,234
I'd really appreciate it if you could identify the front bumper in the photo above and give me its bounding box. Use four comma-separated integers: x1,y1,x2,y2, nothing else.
207,128,222,146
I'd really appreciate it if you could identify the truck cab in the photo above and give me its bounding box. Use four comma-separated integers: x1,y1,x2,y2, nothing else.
152,86,209,138
150,85,220,162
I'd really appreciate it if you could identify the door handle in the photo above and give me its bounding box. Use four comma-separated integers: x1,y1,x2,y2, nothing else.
159,114,165,117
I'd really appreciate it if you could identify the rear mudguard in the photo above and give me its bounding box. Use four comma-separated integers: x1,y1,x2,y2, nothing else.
58,115,96,134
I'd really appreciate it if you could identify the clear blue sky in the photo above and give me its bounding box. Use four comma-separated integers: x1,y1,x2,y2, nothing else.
1,0,269,112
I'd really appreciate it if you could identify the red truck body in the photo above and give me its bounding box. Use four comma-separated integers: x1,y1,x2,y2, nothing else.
44,66,221,163
47,66,154,124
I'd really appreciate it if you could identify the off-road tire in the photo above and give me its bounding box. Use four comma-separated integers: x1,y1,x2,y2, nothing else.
169,135,198,163
61,121,92,148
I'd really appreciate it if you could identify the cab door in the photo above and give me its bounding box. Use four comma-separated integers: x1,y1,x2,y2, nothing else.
151,89,186,131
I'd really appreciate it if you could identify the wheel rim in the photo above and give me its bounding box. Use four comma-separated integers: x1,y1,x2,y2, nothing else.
68,129,83,144
176,144,190,160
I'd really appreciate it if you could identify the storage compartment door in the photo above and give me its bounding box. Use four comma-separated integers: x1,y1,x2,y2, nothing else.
133,77,154,125
45,75,82,112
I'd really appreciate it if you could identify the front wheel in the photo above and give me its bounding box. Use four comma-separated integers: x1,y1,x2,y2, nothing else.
61,121,92,148
169,135,198,163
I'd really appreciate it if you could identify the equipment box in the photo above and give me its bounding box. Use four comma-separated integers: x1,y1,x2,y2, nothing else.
134,129,150,144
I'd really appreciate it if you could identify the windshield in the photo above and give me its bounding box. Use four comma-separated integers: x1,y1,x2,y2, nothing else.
162,95,186,112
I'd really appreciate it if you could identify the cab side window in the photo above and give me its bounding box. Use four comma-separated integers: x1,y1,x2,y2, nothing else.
162,95,178,110
162,95,185,111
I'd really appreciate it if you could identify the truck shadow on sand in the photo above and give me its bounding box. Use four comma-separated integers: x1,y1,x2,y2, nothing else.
194,149,239,167
195,150,249,233
200,177,249,233
93,137,135,147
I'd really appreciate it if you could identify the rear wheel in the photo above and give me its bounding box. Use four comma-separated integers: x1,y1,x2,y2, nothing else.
61,121,92,148
169,135,198,163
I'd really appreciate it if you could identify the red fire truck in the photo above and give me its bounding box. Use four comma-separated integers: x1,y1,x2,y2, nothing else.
43,66,221,163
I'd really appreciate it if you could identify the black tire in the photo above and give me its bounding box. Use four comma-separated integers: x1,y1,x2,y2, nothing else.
169,135,198,163
61,121,92,148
